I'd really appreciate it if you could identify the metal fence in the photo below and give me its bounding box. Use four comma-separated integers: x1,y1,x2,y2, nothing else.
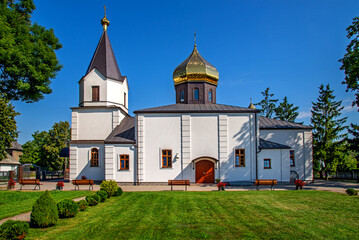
328,170,358,180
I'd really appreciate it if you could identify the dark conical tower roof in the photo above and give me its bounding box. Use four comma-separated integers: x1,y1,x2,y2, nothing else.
86,30,125,82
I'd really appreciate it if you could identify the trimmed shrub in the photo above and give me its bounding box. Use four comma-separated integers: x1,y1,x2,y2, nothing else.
100,180,118,197
85,195,98,206
57,199,79,218
346,188,358,196
78,200,88,211
113,187,123,197
92,194,101,203
96,190,108,202
0,220,29,240
30,190,58,228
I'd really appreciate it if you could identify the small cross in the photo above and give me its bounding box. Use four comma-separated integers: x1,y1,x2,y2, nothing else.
104,5,107,17
194,31,196,46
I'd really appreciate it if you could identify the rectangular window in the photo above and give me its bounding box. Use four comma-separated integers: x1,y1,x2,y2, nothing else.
264,159,271,169
91,148,99,167
162,149,172,168
120,154,129,170
124,92,127,108
290,150,295,167
92,86,99,101
235,149,245,167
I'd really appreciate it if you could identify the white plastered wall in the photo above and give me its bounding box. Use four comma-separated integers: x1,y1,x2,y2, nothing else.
142,114,182,182
260,129,313,181
222,114,256,183
258,149,290,182
104,144,135,182
70,144,105,180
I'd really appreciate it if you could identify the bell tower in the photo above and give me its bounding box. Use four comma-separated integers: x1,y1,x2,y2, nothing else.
172,44,219,104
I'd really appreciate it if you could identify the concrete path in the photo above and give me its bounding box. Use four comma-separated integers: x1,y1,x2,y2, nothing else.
10,179,359,193
1,179,357,226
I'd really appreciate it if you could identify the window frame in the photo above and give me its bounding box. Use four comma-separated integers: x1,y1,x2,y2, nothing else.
264,159,271,169
290,150,295,167
162,149,172,168
194,88,199,100
234,149,245,167
119,154,129,170
90,148,99,167
92,86,100,102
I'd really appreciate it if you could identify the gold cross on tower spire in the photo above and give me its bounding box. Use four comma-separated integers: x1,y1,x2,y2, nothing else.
101,5,110,31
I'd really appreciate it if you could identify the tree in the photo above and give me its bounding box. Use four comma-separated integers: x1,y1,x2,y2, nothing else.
347,124,359,182
275,96,302,123
0,96,19,159
311,84,348,180
255,87,278,118
20,121,70,171
339,16,359,108
0,0,62,102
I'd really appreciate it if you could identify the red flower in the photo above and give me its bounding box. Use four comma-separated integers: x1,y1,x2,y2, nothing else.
295,180,305,187
8,179,15,187
57,181,64,187
217,182,227,188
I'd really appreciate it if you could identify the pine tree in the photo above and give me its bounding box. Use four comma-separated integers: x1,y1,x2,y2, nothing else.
255,87,278,118
275,96,302,123
311,84,348,180
347,124,359,182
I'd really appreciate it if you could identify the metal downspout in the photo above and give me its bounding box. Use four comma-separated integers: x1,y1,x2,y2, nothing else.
136,113,139,185
255,113,258,180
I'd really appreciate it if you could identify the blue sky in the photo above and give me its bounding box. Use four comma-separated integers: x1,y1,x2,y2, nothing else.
13,0,359,144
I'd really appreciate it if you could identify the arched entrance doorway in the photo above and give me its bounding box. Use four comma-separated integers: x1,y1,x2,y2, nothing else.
195,159,216,183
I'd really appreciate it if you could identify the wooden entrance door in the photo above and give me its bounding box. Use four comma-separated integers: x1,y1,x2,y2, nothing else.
195,160,214,183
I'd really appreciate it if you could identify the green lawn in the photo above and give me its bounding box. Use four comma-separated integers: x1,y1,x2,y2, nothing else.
27,191,359,240
0,190,89,220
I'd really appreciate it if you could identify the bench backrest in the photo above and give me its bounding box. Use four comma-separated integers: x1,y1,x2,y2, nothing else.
255,179,277,185
19,179,39,184
168,180,190,185
72,179,94,185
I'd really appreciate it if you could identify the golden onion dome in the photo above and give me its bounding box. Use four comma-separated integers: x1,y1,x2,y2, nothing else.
173,45,219,86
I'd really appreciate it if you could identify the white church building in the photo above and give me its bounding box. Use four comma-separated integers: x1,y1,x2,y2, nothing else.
69,15,313,184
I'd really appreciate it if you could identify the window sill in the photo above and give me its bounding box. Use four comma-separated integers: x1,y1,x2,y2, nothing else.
118,169,130,171
90,166,100,168
161,167,173,169
264,167,271,169
235,165,246,167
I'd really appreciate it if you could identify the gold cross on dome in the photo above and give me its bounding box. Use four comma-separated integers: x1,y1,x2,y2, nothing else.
104,5,107,17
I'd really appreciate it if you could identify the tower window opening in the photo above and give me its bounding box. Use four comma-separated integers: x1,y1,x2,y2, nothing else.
194,88,199,100
180,90,184,102
92,86,99,102
208,90,212,102
124,92,127,108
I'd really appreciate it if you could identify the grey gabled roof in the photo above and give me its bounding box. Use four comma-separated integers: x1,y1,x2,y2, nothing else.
259,138,291,149
8,142,22,151
134,103,260,114
86,31,125,82
259,116,312,129
105,116,136,144
0,153,20,165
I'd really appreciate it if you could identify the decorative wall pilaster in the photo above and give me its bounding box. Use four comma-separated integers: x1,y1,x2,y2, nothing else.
181,114,191,176
218,114,228,179
71,112,78,140
69,146,78,180
137,115,144,183
105,145,114,180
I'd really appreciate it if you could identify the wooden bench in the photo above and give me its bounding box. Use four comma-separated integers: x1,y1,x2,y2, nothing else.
19,179,42,190
168,180,190,191
72,179,94,190
254,179,277,190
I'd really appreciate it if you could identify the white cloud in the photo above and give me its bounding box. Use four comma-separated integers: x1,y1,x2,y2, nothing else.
342,104,358,113
297,111,311,119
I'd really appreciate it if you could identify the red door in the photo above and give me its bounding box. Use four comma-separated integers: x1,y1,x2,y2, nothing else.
196,160,214,183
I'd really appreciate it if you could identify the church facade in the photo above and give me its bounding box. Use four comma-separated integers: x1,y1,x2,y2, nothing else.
69,16,313,184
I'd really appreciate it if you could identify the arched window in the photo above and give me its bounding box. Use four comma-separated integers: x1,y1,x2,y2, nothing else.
194,88,199,100
91,148,99,167
208,90,212,102
180,90,184,102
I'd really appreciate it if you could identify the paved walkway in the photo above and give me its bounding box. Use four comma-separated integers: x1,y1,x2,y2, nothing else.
11,179,359,193
1,180,358,226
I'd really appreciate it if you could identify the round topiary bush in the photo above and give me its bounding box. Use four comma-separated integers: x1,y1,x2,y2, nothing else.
100,180,118,197
0,220,29,240
30,190,59,228
78,199,88,211
346,188,358,196
85,195,98,206
92,194,101,203
57,199,79,218
113,187,123,197
96,190,108,202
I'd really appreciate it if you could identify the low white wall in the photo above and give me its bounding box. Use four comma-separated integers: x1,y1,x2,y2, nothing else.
258,149,290,182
